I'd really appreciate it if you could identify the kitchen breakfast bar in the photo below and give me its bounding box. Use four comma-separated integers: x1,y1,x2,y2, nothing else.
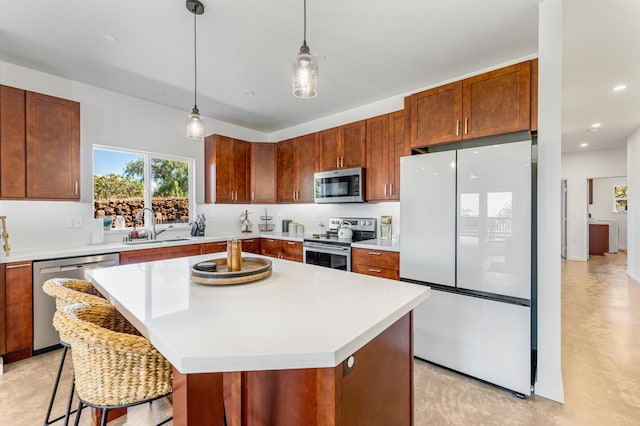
86,253,429,425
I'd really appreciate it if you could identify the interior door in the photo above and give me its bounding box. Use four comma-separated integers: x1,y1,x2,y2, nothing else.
456,141,531,299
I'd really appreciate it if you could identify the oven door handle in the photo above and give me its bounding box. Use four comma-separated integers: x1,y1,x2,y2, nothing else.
303,243,350,255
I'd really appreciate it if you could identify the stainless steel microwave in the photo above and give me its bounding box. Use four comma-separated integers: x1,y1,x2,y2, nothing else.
314,167,365,203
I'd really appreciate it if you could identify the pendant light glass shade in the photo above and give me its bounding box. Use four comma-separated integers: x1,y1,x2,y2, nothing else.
293,43,318,98
187,106,205,140
186,0,205,140
292,0,317,98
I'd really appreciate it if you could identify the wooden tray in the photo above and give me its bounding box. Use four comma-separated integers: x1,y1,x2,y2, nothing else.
191,257,272,285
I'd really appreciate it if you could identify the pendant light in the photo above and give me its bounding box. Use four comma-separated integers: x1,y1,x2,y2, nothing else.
293,0,317,98
186,0,205,140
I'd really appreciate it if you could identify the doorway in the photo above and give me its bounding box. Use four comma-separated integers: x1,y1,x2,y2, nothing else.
587,176,628,261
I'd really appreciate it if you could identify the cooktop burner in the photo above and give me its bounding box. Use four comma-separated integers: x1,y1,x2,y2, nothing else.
303,217,377,247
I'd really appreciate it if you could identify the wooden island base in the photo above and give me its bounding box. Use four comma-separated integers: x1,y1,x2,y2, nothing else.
172,313,413,426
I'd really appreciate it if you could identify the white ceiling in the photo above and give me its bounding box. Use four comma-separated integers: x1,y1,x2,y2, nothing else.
0,0,638,153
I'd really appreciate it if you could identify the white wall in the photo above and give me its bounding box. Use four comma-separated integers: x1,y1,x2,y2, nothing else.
0,61,268,251
197,202,400,238
589,176,627,250
561,147,627,260
627,128,640,282
535,0,564,403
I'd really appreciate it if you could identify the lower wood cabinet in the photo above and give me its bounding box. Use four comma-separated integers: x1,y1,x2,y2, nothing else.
261,238,302,262
241,238,261,254
120,244,203,264
351,248,399,280
203,241,229,254
3,261,33,360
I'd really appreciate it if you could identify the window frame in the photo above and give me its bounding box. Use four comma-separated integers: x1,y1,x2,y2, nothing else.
93,145,196,230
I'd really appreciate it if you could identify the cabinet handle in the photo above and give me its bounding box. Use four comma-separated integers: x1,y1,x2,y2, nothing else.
368,251,381,256
384,184,387,196
287,241,296,245
75,181,78,195
390,184,393,196
464,118,468,135
341,157,344,168
6,263,31,269
296,190,299,200
456,120,460,136
245,239,254,243
368,268,382,273
252,191,255,201
268,239,275,242
217,242,227,246
293,190,296,200
337,157,340,168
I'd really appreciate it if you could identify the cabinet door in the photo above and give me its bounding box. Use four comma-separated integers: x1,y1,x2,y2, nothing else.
251,143,276,203
25,92,80,199
340,121,366,169
277,139,296,203
410,81,462,148
294,133,318,203
318,127,340,171
462,61,531,139
233,139,251,203
365,114,390,201
120,244,203,264
0,85,26,199
206,135,233,203
261,238,281,257
389,110,407,200
5,262,33,354
203,241,229,254
0,263,5,355
241,238,261,254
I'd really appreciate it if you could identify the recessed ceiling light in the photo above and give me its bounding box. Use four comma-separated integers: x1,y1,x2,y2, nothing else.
100,33,119,44
591,123,601,128
587,128,600,133
580,142,589,148
613,84,627,92
244,91,256,96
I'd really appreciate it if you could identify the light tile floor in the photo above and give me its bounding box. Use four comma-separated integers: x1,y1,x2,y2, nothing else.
1,252,638,425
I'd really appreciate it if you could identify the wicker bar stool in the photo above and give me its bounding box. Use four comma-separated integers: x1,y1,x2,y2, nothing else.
42,278,111,426
52,303,173,426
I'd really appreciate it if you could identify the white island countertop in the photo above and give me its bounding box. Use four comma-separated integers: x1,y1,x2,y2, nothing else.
86,253,429,374
351,238,400,252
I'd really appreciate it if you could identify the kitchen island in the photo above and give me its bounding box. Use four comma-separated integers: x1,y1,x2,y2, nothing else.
86,253,429,425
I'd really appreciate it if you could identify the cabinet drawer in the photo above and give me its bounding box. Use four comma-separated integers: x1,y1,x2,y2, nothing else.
120,244,203,264
281,252,303,263
353,265,399,280
261,238,281,256
352,248,399,270
281,240,302,255
241,238,261,254
204,241,229,254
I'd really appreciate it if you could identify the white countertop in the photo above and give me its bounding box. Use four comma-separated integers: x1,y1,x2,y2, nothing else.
0,232,306,264
351,239,400,252
86,253,429,374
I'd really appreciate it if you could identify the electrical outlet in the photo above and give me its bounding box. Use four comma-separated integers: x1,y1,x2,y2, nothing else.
66,216,83,228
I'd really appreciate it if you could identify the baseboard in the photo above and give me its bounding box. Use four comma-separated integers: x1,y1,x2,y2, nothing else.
626,270,640,283
567,256,588,262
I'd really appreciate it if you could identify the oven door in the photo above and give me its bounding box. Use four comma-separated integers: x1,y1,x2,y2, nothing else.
303,243,351,271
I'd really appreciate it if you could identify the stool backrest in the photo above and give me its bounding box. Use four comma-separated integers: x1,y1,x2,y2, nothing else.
43,278,109,311
52,303,171,407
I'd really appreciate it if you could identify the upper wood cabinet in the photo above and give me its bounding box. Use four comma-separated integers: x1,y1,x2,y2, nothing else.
365,111,407,201
409,61,533,148
318,121,365,171
277,133,318,203
205,134,250,204
0,86,80,200
250,143,276,204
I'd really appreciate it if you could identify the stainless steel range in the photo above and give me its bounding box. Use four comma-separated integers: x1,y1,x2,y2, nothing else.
303,217,376,271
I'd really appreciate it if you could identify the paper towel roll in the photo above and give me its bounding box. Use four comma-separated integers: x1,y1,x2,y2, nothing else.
91,218,104,244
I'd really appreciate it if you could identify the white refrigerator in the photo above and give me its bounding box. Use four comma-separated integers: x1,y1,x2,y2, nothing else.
400,140,533,396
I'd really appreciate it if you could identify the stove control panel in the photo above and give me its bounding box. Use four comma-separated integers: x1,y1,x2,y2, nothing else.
328,217,377,232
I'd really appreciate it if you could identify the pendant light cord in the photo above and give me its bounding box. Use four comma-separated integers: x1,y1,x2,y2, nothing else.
193,4,198,108
303,0,307,45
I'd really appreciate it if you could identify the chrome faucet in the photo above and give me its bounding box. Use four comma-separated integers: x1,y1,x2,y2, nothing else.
135,207,165,239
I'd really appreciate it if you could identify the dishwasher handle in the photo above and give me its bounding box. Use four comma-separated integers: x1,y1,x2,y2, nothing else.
40,260,118,275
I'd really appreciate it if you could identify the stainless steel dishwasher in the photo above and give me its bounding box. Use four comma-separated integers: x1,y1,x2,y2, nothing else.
32,253,119,353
